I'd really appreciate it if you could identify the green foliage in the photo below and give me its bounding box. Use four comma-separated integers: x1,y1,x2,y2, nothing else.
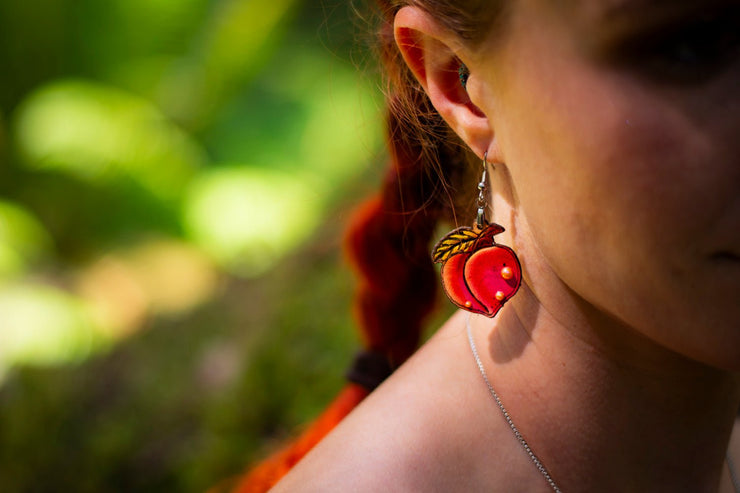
0,217,362,492
0,200,53,277
14,80,204,200
183,165,323,277
0,0,385,491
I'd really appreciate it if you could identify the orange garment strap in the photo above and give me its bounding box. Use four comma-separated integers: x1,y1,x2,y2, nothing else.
228,383,370,493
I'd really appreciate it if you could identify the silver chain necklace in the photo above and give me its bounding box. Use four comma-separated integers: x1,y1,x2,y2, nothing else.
466,313,740,493
466,313,562,492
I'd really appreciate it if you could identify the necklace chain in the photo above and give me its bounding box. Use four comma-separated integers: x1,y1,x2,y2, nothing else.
466,313,562,492
466,313,740,493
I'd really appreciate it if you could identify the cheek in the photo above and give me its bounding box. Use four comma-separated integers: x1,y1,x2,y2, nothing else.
493,53,740,365
499,74,689,273
505,76,734,274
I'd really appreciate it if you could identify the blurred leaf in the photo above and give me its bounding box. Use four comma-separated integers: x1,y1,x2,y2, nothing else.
297,64,383,188
202,83,309,167
11,171,184,260
74,0,212,84
74,238,220,337
13,79,206,205
183,166,322,277
0,283,106,376
0,200,54,278
160,0,300,128
204,45,383,185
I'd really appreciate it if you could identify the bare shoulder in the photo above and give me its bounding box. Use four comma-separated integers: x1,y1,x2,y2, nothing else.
271,311,492,492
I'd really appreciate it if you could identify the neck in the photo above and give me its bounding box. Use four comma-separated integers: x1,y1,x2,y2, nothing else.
473,282,740,492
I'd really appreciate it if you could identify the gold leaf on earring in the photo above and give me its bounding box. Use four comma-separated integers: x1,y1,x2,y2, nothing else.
432,227,480,264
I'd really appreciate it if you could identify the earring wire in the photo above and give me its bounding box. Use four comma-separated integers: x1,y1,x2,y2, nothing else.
476,152,489,229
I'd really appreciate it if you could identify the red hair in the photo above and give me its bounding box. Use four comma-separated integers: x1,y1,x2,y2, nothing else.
227,1,480,490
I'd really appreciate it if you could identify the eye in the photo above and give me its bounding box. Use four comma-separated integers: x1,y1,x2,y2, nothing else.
614,6,740,85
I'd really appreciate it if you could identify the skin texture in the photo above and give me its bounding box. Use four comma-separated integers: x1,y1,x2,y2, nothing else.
273,0,740,491
474,0,740,370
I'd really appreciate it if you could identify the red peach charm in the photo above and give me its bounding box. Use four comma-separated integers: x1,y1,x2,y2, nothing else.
432,223,522,318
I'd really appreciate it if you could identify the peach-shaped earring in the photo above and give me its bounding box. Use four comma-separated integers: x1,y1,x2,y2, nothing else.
432,154,522,318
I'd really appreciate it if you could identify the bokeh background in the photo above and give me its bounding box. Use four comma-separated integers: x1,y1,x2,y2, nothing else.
0,0,393,490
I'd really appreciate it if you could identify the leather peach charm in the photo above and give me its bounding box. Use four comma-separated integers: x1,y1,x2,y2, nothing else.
432,223,522,318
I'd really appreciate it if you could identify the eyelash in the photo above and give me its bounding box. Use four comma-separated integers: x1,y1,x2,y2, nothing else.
618,7,740,85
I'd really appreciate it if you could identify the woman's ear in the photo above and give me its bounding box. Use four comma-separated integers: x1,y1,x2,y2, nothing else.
393,6,493,157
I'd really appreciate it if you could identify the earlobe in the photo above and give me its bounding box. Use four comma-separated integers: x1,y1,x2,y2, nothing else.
393,6,494,158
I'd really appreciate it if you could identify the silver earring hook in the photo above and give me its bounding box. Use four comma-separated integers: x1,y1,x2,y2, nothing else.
476,152,489,229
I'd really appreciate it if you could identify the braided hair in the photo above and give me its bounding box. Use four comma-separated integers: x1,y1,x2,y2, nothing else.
229,2,502,491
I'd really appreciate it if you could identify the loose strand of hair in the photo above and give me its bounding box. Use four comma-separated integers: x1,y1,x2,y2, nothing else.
228,2,482,491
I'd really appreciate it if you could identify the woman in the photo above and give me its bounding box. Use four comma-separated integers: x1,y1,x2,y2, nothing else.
238,0,740,490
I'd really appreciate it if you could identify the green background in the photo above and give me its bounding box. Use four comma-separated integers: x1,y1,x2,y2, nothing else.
0,0,409,490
